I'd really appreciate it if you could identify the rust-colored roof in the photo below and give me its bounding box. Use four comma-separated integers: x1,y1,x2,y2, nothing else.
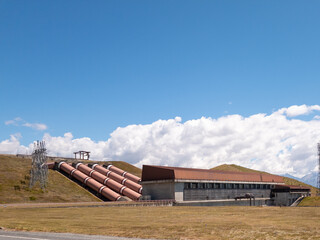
142,165,284,183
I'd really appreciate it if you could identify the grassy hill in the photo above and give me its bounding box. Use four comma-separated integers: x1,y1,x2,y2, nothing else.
0,154,141,204
211,164,319,196
299,196,320,207
212,164,267,174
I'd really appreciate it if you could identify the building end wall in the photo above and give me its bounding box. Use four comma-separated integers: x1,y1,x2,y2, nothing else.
142,181,175,200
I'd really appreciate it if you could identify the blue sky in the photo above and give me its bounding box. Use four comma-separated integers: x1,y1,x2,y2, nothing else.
1,1,320,176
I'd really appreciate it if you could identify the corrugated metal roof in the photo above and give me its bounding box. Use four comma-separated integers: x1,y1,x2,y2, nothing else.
142,165,284,183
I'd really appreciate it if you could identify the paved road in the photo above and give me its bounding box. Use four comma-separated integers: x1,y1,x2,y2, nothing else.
0,230,156,240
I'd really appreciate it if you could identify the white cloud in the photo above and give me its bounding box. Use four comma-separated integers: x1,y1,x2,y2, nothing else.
5,117,23,126
42,132,108,159
23,123,48,131
102,112,320,177
0,134,29,155
5,117,47,131
275,104,320,117
314,115,320,120
1,105,320,178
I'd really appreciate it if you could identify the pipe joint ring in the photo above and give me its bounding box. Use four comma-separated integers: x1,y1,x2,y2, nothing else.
58,161,65,169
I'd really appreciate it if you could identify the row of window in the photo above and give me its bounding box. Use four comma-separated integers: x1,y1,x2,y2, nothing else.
184,182,273,190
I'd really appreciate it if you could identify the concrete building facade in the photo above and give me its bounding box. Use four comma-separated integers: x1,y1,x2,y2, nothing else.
141,165,310,206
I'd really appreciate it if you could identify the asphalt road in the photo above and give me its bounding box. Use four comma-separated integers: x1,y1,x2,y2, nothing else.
0,230,156,240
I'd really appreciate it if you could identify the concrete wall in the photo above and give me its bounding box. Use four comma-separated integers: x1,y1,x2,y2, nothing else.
273,192,308,206
183,189,271,201
142,180,272,202
142,181,175,200
174,182,184,201
175,198,269,207
141,180,310,207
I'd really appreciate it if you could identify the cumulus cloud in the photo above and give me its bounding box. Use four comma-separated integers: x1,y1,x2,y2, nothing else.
42,132,108,159
0,134,29,155
1,105,320,177
103,113,320,177
5,117,47,131
276,104,320,117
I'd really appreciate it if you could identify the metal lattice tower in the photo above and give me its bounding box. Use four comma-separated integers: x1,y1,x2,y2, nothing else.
29,141,48,189
318,143,320,196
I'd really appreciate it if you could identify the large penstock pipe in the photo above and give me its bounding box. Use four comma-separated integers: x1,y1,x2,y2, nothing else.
58,162,123,201
103,164,141,183
73,163,141,201
47,162,55,169
89,164,143,194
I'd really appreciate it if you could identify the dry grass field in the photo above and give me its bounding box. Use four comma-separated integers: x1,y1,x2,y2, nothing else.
0,205,319,240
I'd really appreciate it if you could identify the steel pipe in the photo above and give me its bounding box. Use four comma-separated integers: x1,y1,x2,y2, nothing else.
74,163,141,200
47,162,55,169
90,164,143,194
104,164,141,183
58,162,123,201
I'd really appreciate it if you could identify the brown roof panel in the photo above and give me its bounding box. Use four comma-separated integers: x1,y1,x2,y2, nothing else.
142,165,175,181
142,165,284,183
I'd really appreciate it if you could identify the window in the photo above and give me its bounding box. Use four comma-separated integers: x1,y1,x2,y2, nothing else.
184,183,190,189
227,183,232,189
235,184,239,189
239,184,244,189
214,183,220,189
221,183,226,189
191,183,197,189
207,183,213,189
198,183,205,189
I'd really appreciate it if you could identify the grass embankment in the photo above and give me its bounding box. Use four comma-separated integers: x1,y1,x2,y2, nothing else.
0,154,100,204
299,196,320,207
0,154,142,204
212,164,266,173
0,206,319,239
212,164,318,196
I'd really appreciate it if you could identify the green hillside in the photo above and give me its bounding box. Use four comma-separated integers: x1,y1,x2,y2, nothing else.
0,154,141,204
0,154,101,204
211,164,318,196
299,196,320,207
212,164,267,174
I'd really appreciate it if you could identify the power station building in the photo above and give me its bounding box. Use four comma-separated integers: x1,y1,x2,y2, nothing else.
141,165,310,206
